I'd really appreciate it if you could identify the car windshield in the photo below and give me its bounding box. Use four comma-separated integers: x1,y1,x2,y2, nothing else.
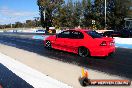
86,31,103,38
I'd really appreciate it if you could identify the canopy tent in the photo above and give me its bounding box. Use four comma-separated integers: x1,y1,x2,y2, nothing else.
124,18,132,29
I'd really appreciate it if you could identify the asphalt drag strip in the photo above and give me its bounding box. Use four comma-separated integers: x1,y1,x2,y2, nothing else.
0,53,72,88
0,34,132,80
0,63,33,88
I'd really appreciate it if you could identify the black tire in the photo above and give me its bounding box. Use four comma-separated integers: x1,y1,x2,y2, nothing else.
45,40,52,49
78,47,89,57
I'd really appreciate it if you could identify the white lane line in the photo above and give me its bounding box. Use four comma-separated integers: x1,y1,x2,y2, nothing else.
0,53,72,88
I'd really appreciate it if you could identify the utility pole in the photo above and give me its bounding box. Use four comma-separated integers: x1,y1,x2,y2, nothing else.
43,9,46,21
10,23,12,28
105,0,107,29
43,8,48,33
10,17,12,28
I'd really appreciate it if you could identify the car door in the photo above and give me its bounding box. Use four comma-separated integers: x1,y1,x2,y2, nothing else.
64,30,84,53
54,31,70,50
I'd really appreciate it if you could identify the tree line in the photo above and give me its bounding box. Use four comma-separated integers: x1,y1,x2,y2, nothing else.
37,0,132,30
1,0,131,30
0,18,41,29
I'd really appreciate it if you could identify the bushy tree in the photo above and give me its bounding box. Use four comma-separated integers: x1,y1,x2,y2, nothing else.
37,0,64,29
37,0,132,30
106,0,131,30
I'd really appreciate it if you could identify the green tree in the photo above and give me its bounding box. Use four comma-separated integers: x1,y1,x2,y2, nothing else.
52,4,67,27
14,22,23,28
93,0,105,29
72,1,82,27
106,0,131,30
82,0,94,27
64,0,74,27
25,20,35,28
37,0,64,29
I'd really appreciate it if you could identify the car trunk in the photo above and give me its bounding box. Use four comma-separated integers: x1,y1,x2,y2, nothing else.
95,37,114,46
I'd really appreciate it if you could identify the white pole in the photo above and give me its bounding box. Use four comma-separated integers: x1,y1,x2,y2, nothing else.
10,17,12,28
11,24,12,28
105,0,107,29
43,10,46,21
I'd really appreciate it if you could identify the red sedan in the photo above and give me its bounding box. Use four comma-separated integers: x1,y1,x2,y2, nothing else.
44,29,115,57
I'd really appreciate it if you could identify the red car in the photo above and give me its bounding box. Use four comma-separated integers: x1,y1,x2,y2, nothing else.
44,29,115,57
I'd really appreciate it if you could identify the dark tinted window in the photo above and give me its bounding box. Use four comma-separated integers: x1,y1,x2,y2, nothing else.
87,31,103,38
70,31,84,39
57,31,70,38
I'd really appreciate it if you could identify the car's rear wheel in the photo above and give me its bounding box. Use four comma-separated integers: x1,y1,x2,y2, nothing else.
45,40,52,49
78,47,89,57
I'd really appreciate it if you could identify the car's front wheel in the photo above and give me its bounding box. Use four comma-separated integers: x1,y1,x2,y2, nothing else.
78,47,89,57
45,40,52,49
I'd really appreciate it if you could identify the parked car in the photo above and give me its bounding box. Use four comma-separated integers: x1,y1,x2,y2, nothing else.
103,31,121,37
44,29,115,57
35,29,45,33
120,28,132,38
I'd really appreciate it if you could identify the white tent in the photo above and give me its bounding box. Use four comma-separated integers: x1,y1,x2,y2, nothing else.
124,18,132,29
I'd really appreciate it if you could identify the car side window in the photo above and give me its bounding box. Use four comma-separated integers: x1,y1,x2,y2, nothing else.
57,31,70,38
70,31,84,39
